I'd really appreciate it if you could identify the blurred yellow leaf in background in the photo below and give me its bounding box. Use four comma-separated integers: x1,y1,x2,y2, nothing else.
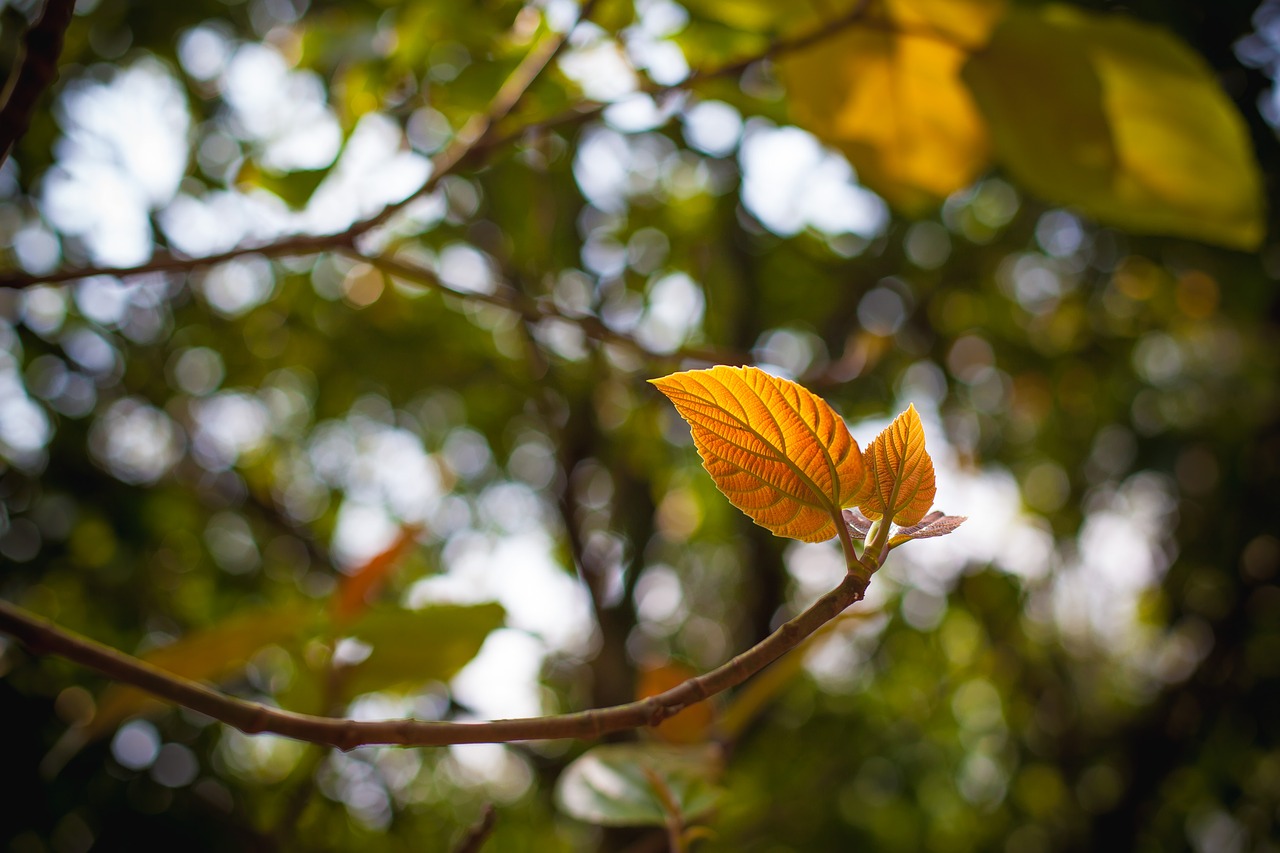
779,0,1006,211
964,5,1265,249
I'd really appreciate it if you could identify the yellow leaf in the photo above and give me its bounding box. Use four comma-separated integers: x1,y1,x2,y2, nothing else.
779,0,1004,210
963,5,1264,250
855,404,936,526
882,0,1008,48
650,366,865,543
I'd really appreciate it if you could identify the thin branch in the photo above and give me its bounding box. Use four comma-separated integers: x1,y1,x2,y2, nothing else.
0,0,76,166
683,0,876,85
479,0,876,153
0,0,596,290
0,568,868,749
358,249,748,367
0,0,875,292
452,804,497,853
640,765,688,853
350,0,600,236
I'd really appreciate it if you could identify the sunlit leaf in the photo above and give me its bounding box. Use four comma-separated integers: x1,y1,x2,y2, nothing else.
88,602,317,739
888,510,967,546
555,743,723,827
855,404,937,526
779,0,1005,210
883,0,1008,48
963,5,1265,249
650,366,865,543
337,603,504,699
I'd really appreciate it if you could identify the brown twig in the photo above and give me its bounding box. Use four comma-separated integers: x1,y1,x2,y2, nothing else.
452,804,497,853
357,249,748,367
0,0,876,292
481,0,877,152
0,0,597,290
640,765,689,853
0,565,869,749
0,0,76,166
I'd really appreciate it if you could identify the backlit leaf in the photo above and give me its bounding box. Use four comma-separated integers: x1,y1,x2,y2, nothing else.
883,0,1008,48
555,743,723,827
888,510,967,546
779,0,1005,210
650,366,865,543
963,5,1265,249
855,404,937,526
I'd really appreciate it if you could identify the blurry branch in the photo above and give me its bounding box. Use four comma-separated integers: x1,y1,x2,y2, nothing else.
479,0,876,151
0,0,75,166
0,520,873,748
642,766,689,853
452,804,497,853
0,0,598,290
356,250,747,367
0,0,875,292
0,230,359,288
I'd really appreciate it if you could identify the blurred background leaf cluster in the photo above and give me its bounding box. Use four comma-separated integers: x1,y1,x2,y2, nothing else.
1,0,1278,850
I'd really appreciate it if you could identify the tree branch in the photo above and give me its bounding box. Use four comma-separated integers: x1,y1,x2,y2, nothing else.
357,249,748,367
479,0,876,152
0,567,868,749
0,0,76,166
0,0,875,292
452,804,497,853
0,0,597,290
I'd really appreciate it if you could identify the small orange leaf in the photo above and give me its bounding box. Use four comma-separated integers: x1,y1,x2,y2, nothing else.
650,366,864,543
332,524,423,623
855,404,937,526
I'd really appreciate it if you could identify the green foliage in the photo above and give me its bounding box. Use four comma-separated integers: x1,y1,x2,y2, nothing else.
335,603,506,700
555,743,723,828
0,0,1278,850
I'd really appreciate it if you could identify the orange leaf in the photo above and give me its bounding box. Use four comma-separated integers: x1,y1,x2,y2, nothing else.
332,524,423,623
650,366,865,543
855,404,937,526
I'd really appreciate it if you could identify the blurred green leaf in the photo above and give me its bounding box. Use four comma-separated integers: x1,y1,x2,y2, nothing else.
237,161,332,209
963,5,1265,249
555,743,723,827
337,602,505,698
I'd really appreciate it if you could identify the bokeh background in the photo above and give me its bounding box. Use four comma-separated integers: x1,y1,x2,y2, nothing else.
1,0,1278,850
